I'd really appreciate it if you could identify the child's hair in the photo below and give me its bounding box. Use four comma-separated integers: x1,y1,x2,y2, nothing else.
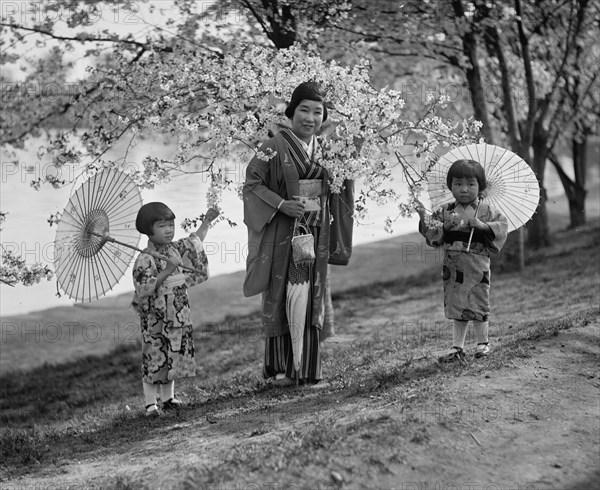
446,159,487,192
135,202,176,235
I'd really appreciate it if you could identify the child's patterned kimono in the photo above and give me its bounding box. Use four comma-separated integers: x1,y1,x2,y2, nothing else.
419,200,508,322
132,235,208,384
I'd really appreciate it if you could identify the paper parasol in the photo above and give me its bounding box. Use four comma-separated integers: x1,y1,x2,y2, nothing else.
54,168,202,302
426,144,540,232
286,263,310,383
54,169,143,302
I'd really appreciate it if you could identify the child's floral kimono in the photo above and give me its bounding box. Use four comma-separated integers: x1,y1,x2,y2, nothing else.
419,200,508,322
132,235,208,384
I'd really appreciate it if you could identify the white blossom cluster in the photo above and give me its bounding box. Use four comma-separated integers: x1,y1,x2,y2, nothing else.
43,45,480,229
1,212,54,286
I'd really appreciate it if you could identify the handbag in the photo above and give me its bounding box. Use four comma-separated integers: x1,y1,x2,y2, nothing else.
291,219,316,265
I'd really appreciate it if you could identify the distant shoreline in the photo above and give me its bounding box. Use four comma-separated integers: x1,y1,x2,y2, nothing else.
2,181,599,323
1,185,599,374
1,228,426,322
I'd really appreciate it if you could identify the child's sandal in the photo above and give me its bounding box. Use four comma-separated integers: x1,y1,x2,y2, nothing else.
162,398,183,411
475,342,490,358
145,403,159,418
438,346,466,363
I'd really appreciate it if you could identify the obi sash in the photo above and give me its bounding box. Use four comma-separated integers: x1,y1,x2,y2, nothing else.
296,179,323,227
161,272,186,293
445,230,486,245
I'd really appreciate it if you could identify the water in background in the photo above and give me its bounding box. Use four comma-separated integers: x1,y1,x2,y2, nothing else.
1,134,419,316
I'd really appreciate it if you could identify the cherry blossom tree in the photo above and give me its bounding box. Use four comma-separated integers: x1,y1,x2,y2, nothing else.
0,1,480,286
317,0,599,247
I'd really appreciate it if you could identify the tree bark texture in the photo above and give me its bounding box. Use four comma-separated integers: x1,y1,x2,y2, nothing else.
528,128,551,248
451,0,495,144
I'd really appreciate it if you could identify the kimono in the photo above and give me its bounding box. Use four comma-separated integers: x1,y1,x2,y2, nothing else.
419,200,508,322
243,128,354,381
132,235,209,384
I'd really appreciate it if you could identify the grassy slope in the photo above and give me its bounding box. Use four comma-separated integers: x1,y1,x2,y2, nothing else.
2,182,598,374
0,230,442,374
0,215,598,488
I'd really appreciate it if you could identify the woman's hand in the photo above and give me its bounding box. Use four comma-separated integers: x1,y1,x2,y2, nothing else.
279,200,305,218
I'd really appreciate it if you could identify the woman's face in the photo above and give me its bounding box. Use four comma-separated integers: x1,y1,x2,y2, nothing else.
291,99,324,143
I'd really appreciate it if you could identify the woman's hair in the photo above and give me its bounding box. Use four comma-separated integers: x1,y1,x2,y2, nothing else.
285,81,328,122
135,202,176,235
446,159,487,192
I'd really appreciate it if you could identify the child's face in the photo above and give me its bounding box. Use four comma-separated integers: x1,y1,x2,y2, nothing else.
451,177,479,204
149,220,175,246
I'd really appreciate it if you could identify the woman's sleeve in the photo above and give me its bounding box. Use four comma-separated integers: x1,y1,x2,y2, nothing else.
328,179,355,265
418,207,445,247
176,235,209,287
243,141,284,233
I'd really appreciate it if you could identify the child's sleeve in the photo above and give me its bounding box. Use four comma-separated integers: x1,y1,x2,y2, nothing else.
482,205,509,256
418,207,445,247
132,253,157,312
176,235,209,287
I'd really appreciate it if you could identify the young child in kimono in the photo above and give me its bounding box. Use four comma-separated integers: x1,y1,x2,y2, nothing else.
417,159,508,362
132,202,219,417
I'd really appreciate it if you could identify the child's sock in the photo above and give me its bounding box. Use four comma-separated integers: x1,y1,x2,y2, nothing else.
160,380,175,401
143,382,159,407
452,320,469,349
474,320,489,344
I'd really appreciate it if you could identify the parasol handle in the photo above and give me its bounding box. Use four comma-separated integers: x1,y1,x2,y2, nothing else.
93,232,204,274
143,249,204,275
466,200,482,253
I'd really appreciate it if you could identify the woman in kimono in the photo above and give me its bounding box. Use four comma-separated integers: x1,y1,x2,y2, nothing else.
417,159,508,362
243,82,354,386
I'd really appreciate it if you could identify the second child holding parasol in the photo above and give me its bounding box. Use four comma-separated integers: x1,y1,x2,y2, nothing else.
417,144,539,361
416,159,509,362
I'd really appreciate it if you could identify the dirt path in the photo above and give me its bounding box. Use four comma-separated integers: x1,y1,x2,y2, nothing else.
6,317,598,490
3,218,599,490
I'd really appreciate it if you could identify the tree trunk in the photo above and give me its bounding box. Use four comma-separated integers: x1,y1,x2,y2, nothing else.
527,131,551,248
262,0,297,49
570,136,587,227
451,0,495,143
549,148,587,229
568,190,587,228
242,0,297,49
